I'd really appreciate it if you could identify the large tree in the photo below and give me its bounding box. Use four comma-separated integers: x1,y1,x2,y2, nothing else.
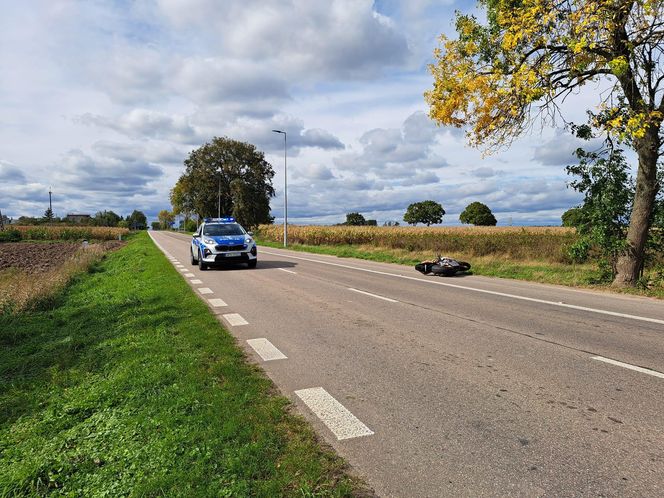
345,212,366,225
171,137,275,229
403,200,445,226
459,201,497,226
426,0,663,287
127,210,147,230
93,210,121,227
170,177,195,228
158,209,175,230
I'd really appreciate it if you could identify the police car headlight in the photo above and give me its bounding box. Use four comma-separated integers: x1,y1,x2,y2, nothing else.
203,237,215,245
245,237,253,244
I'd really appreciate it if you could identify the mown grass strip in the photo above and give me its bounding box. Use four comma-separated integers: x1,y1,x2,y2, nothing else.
0,232,369,497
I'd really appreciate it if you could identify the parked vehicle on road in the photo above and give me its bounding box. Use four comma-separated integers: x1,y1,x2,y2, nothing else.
415,256,471,277
191,217,257,270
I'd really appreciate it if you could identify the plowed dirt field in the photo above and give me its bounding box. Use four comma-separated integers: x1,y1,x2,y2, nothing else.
0,241,124,273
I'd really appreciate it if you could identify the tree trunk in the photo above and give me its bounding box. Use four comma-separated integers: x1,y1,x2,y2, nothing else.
612,128,660,287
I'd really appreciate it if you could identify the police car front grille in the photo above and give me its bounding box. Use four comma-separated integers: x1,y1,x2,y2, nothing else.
215,244,245,251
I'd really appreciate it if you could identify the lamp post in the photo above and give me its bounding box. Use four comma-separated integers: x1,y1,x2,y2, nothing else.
272,129,287,247
217,174,221,218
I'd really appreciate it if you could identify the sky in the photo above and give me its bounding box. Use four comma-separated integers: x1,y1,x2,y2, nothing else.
0,0,613,226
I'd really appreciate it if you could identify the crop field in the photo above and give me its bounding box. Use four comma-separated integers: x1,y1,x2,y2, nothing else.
8,225,129,241
257,225,579,263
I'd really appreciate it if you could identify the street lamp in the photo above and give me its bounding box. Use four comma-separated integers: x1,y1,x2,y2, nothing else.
272,129,287,247
217,173,221,218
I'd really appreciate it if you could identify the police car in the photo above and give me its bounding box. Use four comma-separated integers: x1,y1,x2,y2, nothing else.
191,217,257,270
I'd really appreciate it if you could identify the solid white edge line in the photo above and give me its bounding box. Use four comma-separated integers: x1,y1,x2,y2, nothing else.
277,268,297,274
261,250,664,326
246,338,287,361
592,356,664,379
295,387,374,440
223,313,249,326
348,287,398,303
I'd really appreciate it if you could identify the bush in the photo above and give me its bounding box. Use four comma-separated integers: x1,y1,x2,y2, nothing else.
567,237,591,263
0,229,22,242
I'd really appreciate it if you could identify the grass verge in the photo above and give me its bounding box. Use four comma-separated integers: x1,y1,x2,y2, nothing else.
256,239,663,299
0,232,368,496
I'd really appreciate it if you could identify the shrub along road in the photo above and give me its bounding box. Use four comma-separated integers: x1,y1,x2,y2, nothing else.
153,230,664,497
0,232,368,496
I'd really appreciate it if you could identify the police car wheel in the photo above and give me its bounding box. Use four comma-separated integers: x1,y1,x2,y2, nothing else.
198,250,208,270
247,259,257,269
190,249,196,265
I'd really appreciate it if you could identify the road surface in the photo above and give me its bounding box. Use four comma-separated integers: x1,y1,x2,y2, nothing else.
150,231,664,497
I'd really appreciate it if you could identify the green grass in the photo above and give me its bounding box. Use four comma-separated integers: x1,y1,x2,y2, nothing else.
257,239,664,299
0,232,368,497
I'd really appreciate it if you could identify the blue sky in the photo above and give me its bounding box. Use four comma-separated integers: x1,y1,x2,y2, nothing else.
0,0,604,225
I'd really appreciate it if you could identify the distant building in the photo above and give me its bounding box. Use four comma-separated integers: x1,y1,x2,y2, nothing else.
65,214,92,224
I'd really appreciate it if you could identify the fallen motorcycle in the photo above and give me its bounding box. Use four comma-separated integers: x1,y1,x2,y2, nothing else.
415,256,471,277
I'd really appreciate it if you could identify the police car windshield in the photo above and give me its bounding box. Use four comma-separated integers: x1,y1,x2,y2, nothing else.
203,224,245,236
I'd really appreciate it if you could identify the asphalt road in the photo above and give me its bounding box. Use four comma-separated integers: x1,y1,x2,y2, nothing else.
150,231,664,497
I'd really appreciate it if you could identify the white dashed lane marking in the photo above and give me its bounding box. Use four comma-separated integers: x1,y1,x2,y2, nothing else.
247,338,287,361
184,273,195,278
592,356,664,380
198,287,213,295
277,268,297,274
208,298,228,307
261,250,664,326
223,313,249,326
348,287,398,303
190,279,203,284
295,387,374,440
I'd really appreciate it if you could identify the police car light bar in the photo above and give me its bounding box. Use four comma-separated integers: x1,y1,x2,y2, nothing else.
203,217,236,223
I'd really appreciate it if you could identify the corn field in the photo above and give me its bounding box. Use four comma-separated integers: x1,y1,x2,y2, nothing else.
257,225,579,263
11,225,129,241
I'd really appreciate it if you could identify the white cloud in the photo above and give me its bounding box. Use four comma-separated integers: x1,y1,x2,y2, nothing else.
155,0,410,80
333,111,446,181
0,0,600,225
77,110,203,144
0,160,27,183
297,164,336,181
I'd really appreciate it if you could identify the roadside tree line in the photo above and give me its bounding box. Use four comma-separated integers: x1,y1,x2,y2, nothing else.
5,210,148,229
344,201,497,227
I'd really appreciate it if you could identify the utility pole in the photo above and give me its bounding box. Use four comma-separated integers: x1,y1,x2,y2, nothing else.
0,208,4,231
49,187,53,212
